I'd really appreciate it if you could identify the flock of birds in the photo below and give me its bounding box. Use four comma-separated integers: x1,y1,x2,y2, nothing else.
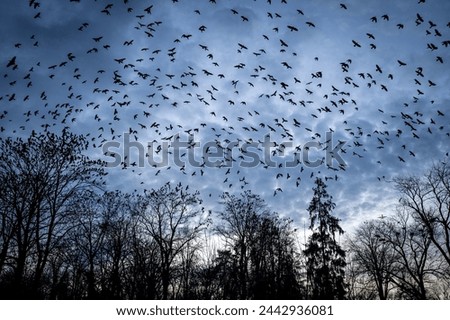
1,0,449,199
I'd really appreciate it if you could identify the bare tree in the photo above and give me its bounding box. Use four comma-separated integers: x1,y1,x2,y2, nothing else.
67,190,109,298
216,191,302,299
0,130,105,298
394,161,450,268
124,225,161,299
345,255,379,299
173,240,201,299
99,191,138,299
216,191,267,299
346,219,397,299
137,182,209,299
378,209,446,299
192,231,222,299
347,209,449,300
69,190,135,298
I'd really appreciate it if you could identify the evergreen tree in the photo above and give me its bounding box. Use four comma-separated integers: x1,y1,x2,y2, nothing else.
304,178,347,299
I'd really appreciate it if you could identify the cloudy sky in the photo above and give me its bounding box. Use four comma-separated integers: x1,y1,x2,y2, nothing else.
1,0,449,233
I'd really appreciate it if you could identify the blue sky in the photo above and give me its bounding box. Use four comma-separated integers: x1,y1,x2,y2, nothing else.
1,0,449,233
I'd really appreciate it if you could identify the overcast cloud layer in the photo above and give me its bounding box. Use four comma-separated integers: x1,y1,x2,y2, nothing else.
1,0,449,232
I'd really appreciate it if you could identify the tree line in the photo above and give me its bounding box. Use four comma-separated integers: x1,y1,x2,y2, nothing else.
0,131,449,299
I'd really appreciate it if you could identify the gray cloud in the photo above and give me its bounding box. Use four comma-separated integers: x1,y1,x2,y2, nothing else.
1,0,449,232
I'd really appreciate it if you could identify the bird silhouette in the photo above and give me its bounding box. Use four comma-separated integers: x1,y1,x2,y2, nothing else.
6,56,17,68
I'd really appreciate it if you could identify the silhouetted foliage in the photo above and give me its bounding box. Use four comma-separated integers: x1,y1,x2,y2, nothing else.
304,178,347,299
